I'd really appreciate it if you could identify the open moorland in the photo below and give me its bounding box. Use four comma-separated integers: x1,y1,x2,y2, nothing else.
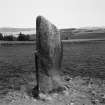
1,39,105,104
0,27,105,104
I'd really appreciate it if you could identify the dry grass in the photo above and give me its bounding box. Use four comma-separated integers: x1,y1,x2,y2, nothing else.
0,40,105,104
0,76,105,105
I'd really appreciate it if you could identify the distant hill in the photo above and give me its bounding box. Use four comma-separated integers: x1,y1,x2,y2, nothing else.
0,27,35,36
0,27,35,32
60,27,105,40
1,27,105,40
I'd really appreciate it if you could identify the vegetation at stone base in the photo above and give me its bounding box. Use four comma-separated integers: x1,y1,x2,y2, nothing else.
0,40,105,104
1,75,105,105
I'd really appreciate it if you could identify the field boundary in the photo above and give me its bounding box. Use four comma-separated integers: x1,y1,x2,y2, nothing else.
0,38,105,45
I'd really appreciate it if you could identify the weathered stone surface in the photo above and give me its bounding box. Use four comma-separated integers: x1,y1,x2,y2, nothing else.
36,16,63,94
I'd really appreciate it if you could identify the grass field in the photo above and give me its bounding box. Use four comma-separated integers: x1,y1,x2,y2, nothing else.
1,40,105,104
62,40,105,78
0,44,36,97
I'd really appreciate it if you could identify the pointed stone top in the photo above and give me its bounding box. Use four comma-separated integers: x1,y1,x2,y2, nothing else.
36,15,45,21
36,16,50,24
36,16,57,32
36,16,48,26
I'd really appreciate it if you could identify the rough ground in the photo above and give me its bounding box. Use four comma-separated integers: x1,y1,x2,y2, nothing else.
0,76,105,105
1,40,105,105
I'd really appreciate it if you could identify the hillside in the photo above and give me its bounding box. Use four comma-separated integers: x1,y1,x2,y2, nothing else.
0,27,35,36
60,27,105,40
0,27,35,32
1,27,105,40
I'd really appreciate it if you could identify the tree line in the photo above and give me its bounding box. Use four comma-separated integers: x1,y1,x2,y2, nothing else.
0,32,34,41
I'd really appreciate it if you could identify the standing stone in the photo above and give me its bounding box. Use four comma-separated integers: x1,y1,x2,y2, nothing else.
36,16,63,94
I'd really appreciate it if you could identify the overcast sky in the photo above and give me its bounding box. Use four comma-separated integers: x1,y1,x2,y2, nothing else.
0,0,105,28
